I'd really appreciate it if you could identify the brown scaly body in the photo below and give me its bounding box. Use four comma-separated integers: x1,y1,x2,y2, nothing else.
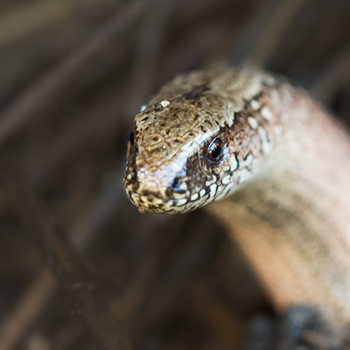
123,66,350,337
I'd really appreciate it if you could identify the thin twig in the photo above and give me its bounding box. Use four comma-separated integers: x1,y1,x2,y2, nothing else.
0,0,153,147
0,0,116,46
16,177,131,350
0,175,128,350
0,270,56,350
311,45,350,104
246,0,307,66
232,0,307,67
127,0,178,114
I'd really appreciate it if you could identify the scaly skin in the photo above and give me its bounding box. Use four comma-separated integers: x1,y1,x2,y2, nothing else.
124,66,281,213
123,66,350,337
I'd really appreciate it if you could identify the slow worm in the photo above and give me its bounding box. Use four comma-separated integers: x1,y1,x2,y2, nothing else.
123,66,350,336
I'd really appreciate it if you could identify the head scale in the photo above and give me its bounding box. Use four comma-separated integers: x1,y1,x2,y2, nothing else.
123,67,276,214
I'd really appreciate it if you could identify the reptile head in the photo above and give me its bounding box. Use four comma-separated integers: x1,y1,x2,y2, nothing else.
123,68,276,213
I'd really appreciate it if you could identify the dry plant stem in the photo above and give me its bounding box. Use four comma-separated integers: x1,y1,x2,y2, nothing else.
231,0,279,64
0,270,55,350
311,45,350,104
0,0,117,46
189,283,241,346
0,178,125,350
127,0,177,113
234,0,307,66
50,320,85,350
14,179,131,350
28,93,128,185
111,215,186,330
302,330,345,349
0,0,153,146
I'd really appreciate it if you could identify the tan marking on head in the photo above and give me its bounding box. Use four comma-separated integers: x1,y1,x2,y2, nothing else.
261,106,273,120
251,100,260,110
248,116,259,129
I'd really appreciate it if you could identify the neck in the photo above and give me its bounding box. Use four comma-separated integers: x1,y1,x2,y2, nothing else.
207,82,350,334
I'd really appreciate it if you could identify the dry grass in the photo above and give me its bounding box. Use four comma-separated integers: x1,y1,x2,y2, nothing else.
0,0,349,349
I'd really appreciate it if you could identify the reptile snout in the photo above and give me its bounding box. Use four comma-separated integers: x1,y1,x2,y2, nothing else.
123,164,190,213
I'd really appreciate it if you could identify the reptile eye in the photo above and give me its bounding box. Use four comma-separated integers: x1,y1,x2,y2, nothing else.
207,138,224,163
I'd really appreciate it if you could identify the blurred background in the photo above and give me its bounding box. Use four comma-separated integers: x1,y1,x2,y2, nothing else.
0,0,349,349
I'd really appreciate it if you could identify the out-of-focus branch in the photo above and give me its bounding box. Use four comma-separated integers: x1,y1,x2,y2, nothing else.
248,0,307,66
10,174,131,350
0,270,56,350
127,0,177,114
0,0,117,47
311,45,350,105
0,175,126,350
0,0,153,147
232,0,307,67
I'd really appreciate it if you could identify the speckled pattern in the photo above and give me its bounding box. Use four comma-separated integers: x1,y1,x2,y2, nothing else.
123,66,283,213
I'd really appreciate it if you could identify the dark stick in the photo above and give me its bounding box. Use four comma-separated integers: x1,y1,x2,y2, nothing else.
0,0,153,146
12,174,132,350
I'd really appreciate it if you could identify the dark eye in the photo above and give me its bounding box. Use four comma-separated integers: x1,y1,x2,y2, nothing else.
129,131,134,146
207,138,224,163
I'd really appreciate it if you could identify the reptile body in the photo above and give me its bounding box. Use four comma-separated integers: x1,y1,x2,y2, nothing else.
123,66,350,335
